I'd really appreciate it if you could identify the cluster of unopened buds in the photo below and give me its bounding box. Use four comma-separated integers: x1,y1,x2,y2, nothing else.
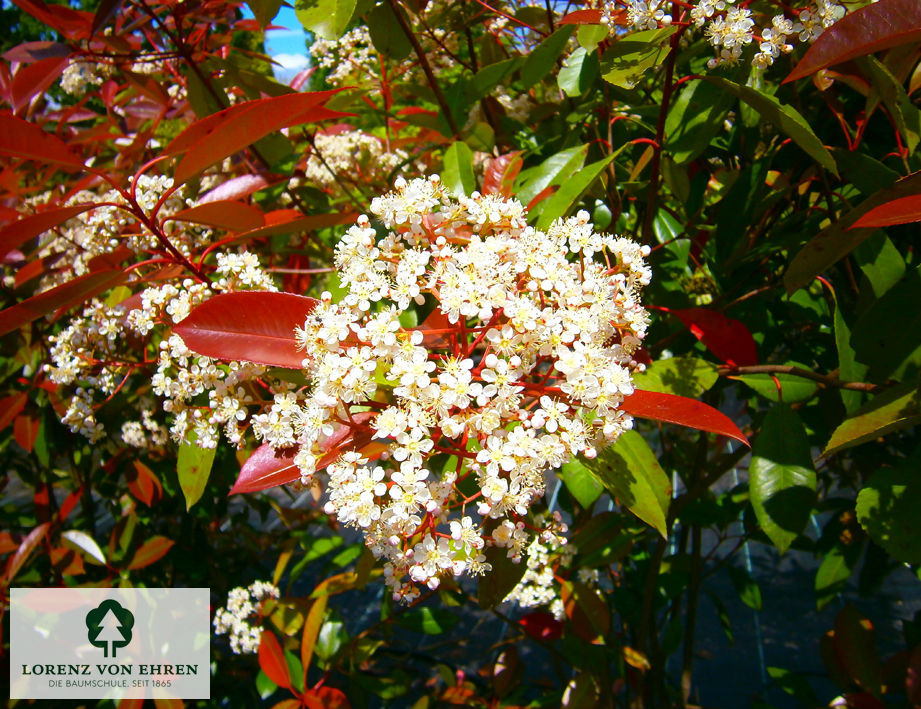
250,175,651,601
212,581,280,654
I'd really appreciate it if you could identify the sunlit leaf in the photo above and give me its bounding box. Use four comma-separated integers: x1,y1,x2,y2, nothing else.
127,536,174,570
258,631,292,689
177,430,216,510
620,389,749,446
824,381,921,457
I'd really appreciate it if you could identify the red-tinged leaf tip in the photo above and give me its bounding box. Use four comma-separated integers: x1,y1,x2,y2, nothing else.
302,687,351,709
519,611,564,641
482,151,523,198
127,536,174,570
258,631,292,689
666,307,758,367
785,0,921,83
0,112,83,167
849,194,921,229
173,291,317,369
559,9,604,24
230,444,300,495
621,389,749,447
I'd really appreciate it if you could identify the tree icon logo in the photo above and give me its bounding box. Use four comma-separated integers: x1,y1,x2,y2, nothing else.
85,599,134,658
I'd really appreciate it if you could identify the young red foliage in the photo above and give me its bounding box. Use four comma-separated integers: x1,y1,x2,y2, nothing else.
126,536,175,570
167,200,265,233
258,631,292,689
173,291,318,369
482,151,523,197
621,389,749,446
785,0,921,83
0,204,98,258
0,112,84,167
662,306,758,367
849,194,921,229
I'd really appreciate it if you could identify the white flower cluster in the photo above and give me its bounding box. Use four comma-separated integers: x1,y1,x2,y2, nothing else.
305,129,413,193
503,513,577,620
47,251,276,447
213,581,280,655
309,27,379,87
280,176,650,601
594,0,845,70
60,59,113,97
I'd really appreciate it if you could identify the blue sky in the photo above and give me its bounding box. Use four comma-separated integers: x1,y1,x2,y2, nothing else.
241,4,311,82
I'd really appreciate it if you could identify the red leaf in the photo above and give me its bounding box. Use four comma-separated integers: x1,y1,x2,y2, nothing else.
258,631,292,689
785,0,921,83
173,291,317,369
665,307,758,367
127,536,174,570
13,414,39,452
519,611,563,641
57,486,83,522
3,521,49,584
198,174,270,204
207,212,356,252
0,268,128,336
0,204,98,258
0,392,27,431
11,56,69,113
127,461,163,507
482,151,523,198
302,687,351,709
167,200,265,232
3,41,70,63
620,389,749,446
230,413,382,494
166,91,350,184
559,9,603,24
10,0,91,39
0,112,83,167
849,194,921,229
282,253,312,295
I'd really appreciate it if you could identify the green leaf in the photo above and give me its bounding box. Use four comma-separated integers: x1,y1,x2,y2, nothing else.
833,293,868,416
470,58,523,101
861,56,921,155
442,141,476,196
557,47,598,97
535,153,617,230
784,171,921,295
700,76,838,175
294,0,357,40
854,233,906,300
851,266,921,380
767,666,820,706
824,381,921,456
396,607,458,635
664,79,735,164
815,541,863,610
520,26,575,88
856,452,921,564
706,590,734,645
600,27,677,89
176,429,217,510
749,404,816,554
831,148,899,196
314,617,346,661
560,458,603,507
733,363,818,403
367,1,412,60
632,356,719,399
61,530,107,566
727,565,762,611
584,431,670,537
577,24,608,52
515,145,586,207
246,0,283,28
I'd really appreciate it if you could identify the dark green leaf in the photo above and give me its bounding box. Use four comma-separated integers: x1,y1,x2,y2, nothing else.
478,545,527,608
856,452,921,564
535,153,617,230
520,26,575,88
824,381,921,456
749,404,816,554
557,47,598,97
367,1,412,60
728,565,763,611
396,607,458,635
664,79,735,164
600,27,677,89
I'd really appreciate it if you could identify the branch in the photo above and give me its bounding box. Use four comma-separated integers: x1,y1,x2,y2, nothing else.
719,364,881,393
388,0,460,137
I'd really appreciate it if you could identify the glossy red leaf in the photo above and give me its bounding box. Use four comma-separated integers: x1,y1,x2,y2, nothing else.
849,194,921,229
127,536,174,570
785,0,921,83
0,269,128,336
230,413,381,494
482,151,523,197
198,174,270,204
10,0,91,39
127,461,163,507
0,204,98,257
58,486,83,522
302,687,351,709
0,392,27,431
173,291,317,368
3,41,70,63
665,307,758,367
167,200,264,232
3,521,49,584
560,9,603,24
166,91,349,184
282,253,312,295
13,414,39,453
620,389,749,446
11,56,69,113
519,611,563,641
0,112,83,167
258,631,292,689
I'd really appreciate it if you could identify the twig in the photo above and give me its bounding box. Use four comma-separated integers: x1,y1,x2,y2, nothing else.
718,364,880,393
